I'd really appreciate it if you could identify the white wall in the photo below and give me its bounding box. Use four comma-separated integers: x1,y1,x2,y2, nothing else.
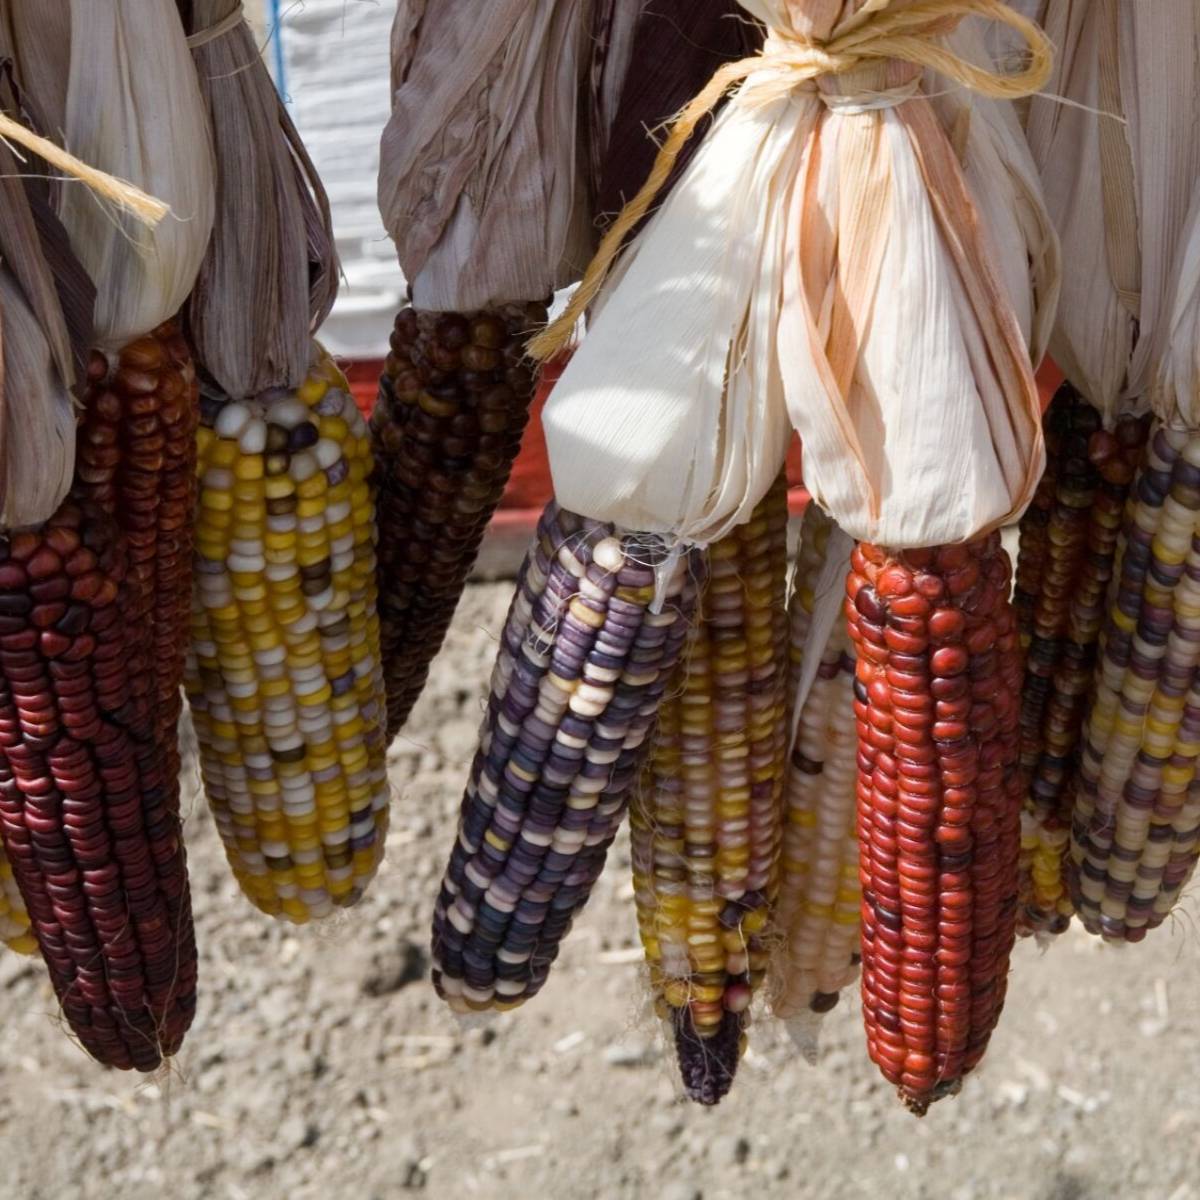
274,0,403,359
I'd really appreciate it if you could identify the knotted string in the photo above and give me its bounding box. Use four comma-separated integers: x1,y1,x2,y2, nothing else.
528,0,1052,362
186,2,246,49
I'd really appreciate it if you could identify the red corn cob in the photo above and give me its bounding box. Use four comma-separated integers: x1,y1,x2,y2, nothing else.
848,535,1023,1114
0,501,197,1070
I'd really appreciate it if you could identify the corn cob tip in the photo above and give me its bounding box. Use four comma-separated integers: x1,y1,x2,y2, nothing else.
672,1007,744,1107
903,1077,961,1119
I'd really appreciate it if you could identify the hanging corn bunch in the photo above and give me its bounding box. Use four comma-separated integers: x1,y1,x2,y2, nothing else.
0,0,212,1070
374,0,598,740
848,536,1023,1113
1020,0,1200,940
430,504,702,1014
771,503,859,1052
529,0,1058,1111
631,474,789,1106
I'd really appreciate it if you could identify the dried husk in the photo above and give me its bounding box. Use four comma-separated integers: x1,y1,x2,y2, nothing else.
589,0,646,188
1,2,69,137
1152,188,1200,429
378,0,595,309
596,0,764,234
56,0,216,349
180,0,338,398
0,271,76,529
543,0,1056,550
1026,0,1200,423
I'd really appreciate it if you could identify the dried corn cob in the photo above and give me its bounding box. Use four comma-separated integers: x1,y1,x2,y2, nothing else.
849,536,1022,1113
1069,424,1200,942
0,501,197,1069
76,322,199,775
631,475,789,1106
0,846,34,954
773,622,859,1025
1017,388,1149,936
186,349,390,923
432,502,702,1014
372,303,546,740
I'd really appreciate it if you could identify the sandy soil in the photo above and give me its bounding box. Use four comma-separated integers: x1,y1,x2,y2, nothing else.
2,582,1200,1200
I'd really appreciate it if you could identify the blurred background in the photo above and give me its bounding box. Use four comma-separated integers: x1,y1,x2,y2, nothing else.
1,5,1197,1200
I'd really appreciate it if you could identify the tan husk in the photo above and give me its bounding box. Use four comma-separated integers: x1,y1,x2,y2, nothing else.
181,0,338,398
540,0,1056,550
378,0,595,309
0,271,76,529
1152,186,1200,429
588,0,648,186
1026,0,1200,424
56,0,216,349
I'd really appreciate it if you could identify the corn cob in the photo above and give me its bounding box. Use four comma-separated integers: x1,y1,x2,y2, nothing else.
0,500,197,1070
773,622,859,1025
372,303,546,740
0,845,34,954
186,349,390,923
76,322,199,776
848,535,1022,1113
1068,424,1200,942
1017,387,1149,936
631,475,789,1106
431,502,702,1014
1013,434,1057,648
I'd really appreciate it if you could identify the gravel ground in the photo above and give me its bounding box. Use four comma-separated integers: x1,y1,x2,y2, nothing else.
2,582,1200,1200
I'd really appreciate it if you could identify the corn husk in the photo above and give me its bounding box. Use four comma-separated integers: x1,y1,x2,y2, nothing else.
1026,1,1200,424
0,272,76,529
378,0,595,309
596,1,763,234
1,3,70,137
1152,188,1200,429
0,26,95,528
589,0,646,188
543,1,1056,550
55,0,215,349
179,0,337,398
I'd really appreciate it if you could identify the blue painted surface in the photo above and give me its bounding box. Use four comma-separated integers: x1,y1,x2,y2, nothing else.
269,0,287,97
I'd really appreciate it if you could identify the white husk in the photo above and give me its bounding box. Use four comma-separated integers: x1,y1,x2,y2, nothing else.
379,0,595,310
1025,0,1200,422
544,0,1055,550
1152,187,1200,428
56,0,215,349
0,271,75,530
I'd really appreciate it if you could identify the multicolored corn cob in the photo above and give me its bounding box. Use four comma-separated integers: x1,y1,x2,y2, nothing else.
1017,387,1149,936
186,349,390,923
848,536,1022,1114
431,502,702,1014
773,621,859,1027
372,303,546,740
0,846,34,954
0,501,197,1070
631,475,789,1106
1068,424,1200,942
76,322,200,775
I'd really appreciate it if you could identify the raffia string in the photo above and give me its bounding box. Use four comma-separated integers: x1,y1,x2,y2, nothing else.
0,111,168,227
528,0,1052,362
186,2,246,49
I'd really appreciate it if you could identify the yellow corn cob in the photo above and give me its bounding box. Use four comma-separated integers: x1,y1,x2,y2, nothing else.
631,474,790,1106
185,347,390,923
0,846,33,955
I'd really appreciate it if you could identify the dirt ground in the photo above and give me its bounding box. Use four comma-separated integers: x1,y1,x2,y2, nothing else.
2,581,1200,1200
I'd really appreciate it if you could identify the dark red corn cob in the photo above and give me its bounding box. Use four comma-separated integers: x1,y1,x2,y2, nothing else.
76,322,200,772
372,302,548,741
848,536,1023,1114
0,502,196,1070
